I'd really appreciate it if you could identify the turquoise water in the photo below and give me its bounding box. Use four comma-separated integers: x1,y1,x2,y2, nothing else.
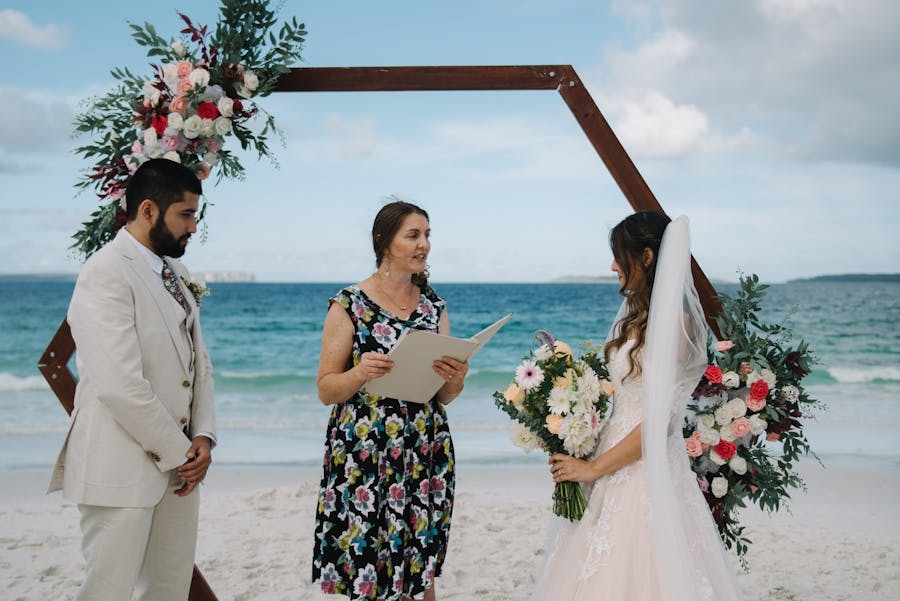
1,279,898,471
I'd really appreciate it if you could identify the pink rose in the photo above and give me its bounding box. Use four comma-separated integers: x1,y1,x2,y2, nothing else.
176,60,193,78
746,395,766,412
685,432,704,457
766,432,781,442
162,135,180,151
207,138,221,152
704,365,723,384
177,79,194,95
730,417,751,438
714,340,735,352
697,477,709,493
169,96,188,115
131,140,143,155
739,362,753,377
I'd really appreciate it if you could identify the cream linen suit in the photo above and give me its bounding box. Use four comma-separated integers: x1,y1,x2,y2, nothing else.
48,229,215,600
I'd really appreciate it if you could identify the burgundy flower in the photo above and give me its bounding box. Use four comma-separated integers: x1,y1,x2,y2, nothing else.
784,351,809,377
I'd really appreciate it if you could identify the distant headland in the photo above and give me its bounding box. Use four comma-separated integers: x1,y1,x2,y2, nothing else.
788,273,900,283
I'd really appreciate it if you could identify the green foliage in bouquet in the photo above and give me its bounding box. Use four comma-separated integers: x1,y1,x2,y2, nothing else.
71,0,306,260
684,274,821,566
493,334,612,521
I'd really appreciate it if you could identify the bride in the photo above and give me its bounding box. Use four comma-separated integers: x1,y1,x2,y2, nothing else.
536,212,743,601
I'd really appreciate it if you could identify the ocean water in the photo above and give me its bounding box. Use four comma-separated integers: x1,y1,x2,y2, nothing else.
1,278,898,472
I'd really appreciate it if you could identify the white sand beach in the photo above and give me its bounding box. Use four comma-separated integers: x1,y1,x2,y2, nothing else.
2,458,898,601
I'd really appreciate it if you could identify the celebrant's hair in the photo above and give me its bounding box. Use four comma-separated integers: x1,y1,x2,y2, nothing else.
372,198,431,289
604,210,671,380
125,158,203,221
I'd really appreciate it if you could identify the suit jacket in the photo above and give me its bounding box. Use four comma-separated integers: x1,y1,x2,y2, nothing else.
48,230,215,507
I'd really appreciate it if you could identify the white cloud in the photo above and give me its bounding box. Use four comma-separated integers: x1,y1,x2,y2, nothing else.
322,114,376,158
0,87,74,154
614,92,709,158
0,9,64,49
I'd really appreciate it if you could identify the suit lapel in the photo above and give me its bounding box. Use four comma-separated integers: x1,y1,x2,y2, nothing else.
113,234,192,374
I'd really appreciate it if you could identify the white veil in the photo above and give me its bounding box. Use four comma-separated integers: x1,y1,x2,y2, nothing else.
641,215,709,598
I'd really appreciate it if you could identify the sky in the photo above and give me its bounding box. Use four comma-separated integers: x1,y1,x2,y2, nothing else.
1,0,898,283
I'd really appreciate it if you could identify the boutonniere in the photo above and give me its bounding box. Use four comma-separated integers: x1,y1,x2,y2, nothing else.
181,277,210,307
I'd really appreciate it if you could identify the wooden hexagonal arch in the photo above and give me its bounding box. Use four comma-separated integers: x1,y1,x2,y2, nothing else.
39,65,721,601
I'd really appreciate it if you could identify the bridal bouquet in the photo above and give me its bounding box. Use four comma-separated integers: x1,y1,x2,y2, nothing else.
493,332,612,520
683,274,820,564
71,0,306,259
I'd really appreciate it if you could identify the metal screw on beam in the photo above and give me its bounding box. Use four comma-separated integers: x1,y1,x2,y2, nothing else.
548,71,556,78
569,80,576,87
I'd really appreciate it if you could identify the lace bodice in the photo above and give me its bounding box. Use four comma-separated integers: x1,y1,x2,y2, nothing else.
603,339,643,449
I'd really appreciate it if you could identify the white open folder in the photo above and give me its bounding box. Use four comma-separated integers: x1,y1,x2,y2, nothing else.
363,312,512,403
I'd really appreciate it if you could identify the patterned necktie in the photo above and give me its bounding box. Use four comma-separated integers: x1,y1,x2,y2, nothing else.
161,260,192,319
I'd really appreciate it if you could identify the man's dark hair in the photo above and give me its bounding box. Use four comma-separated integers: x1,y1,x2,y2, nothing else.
125,159,203,220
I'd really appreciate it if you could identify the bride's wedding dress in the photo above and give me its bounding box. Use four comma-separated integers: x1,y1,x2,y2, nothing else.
535,216,743,601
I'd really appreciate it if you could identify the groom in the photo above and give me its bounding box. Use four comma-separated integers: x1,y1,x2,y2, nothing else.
48,158,216,600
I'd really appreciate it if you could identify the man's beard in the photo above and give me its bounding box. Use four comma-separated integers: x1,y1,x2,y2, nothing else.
149,213,189,258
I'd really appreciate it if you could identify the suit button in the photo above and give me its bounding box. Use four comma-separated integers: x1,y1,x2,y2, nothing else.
146,450,161,462
182,380,190,388
180,417,188,425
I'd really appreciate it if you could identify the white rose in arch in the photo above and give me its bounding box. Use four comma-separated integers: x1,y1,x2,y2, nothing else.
182,115,202,139
163,150,181,163
203,151,219,166
721,372,740,389
700,428,720,446
709,449,727,466
214,116,232,136
171,40,186,57
167,112,184,131
243,69,259,91
199,118,215,138
714,406,732,427
711,476,729,498
217,96,234,118
760,368,777,388
189,68,210,89
729,455,747,475
749,415,768,436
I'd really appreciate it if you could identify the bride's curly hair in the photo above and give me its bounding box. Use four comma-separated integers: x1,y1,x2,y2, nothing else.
604,211,671,380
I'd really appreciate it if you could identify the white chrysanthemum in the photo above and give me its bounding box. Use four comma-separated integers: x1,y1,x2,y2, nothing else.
711,476,729,498
749,415,767,436
514,360,544,391
575,365,601,402
696,414,716,432
509,422,539,453
214,116,232,136
182,115,202,139
163,150,181,163
188,68,210,88
548,387,570,415
727,397,748,419
721,372,740,389
217,96,235,118
714,406,732,427
729,456,748,475
699,428,720,446
760,368,777,388
534,344,552,361
781,385,800,403
561,413,592,456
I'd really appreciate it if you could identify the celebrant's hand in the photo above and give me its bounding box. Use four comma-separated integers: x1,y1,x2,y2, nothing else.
549,453,598,483
357,351,394,381
433,356,468,386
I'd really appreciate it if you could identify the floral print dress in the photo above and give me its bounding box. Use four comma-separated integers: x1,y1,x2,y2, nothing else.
312,285,455,601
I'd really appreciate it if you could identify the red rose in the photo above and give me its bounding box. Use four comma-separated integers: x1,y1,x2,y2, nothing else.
232,98,243,114
749,380,769,401
713,440,737,460
704,365,723,384
151,114,168,135
196,102,219,120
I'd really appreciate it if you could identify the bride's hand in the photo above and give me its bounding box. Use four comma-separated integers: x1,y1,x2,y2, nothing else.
549,453,597,483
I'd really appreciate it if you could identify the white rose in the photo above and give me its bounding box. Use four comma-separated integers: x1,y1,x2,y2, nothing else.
749,415,768,436
203,151,219,166
696,414,716,432
236,84,252,99
217,96,234,118
721,372,740,389
729,456,748,475
189,68,210,89
699,428,720,446
509,423,538,453
714,406,732,427
162,63,180,88
760,368,777,388
182,115,202,139
163,150,181,163
171,40,186,57
142,81,160,106
709,449,727,466
711,476,729,498
143,128,158,146
719,427,736,442
166,112,184,131
781,385,800,403
243,69,259,90
144,140,164,159
214,116,232,136
727,397,748,419
199,118,215,138
746,370,762,386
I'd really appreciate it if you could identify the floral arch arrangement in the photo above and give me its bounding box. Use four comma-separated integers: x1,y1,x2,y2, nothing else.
70,0,306,259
